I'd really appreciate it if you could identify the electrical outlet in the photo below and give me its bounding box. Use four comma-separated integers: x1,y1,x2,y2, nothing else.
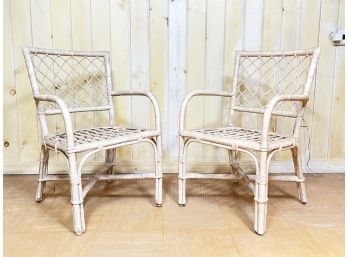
329,30,345,46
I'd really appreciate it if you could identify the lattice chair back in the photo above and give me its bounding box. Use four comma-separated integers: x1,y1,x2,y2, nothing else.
229,48,320,123
22,47,114,119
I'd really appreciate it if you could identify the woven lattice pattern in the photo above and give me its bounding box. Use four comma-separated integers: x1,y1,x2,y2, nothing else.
194,127,286,142
234,53,312,114
30,52,109,110
184,127,295,150
44,126,158,152
22,47,164,235
178,48,320,235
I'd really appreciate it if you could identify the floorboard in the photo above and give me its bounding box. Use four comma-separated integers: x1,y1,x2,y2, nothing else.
4,174,344,257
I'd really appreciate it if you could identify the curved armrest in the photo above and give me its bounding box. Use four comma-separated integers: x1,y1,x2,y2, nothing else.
179,90,234,131
34,95,75,149
110,90,161,131
260,95,309,148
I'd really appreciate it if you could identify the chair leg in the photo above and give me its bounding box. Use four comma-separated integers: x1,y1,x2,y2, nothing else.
36,146,49,202
155,136,163,206
228,150,238,175
105,149,115,175
178,136,186,206
291,146,307,203
254,151,269,235
68,153,85,236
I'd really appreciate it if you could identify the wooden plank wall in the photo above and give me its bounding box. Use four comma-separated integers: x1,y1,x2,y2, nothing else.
4,0,344,174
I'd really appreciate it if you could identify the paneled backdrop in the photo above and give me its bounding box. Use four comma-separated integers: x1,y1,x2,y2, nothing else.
4,0,344,174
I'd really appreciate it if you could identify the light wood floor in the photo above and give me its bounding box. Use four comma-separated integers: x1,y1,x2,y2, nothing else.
4,174,344,257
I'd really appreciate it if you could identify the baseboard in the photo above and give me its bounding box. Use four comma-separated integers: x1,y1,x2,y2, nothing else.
3,160,344,175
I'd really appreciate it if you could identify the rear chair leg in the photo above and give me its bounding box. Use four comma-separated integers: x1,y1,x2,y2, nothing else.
228,150,239,176
178,136,186,206
36,145,49,202
155,136,163,206
291,147,307,203
68,153,85,236
105,149,115,175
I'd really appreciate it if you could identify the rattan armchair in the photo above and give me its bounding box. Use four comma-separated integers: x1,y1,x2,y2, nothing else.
22,47,163,235
178,48,320,235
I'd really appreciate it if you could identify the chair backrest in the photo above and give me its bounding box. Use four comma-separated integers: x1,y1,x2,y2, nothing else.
229,48,320,125
22,47,114,117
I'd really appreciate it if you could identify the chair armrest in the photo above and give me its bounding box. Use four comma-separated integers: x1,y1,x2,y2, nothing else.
110,90,161,131
179,90,234,131
260,95,309,148
34,95,75,149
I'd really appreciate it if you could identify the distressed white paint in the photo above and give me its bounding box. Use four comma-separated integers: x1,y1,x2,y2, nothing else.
242,0,264,131
130,0,152,162
4,0,20,161
110,0,132,162
167,0,187,159
203,0,226,162
186,0,206,161
4,0,345,174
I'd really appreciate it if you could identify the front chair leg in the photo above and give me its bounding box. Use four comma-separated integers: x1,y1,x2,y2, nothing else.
155,136,163,206
68,153,85,236
178,136,186,206
291,146,307,203
254,151,269,235
36,145,49,202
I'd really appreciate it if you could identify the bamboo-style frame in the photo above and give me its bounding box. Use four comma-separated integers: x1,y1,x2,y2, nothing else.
22,47,163,235
178,48,320,235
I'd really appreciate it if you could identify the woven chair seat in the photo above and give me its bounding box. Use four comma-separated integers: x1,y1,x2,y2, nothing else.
177,48,320,235
180,127,295,151
23,47,164,235
44,126,160,153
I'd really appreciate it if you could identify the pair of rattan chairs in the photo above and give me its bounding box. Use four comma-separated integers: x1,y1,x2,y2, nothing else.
22,46,320,236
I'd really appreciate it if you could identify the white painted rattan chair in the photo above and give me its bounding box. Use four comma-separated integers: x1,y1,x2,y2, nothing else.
22,47,163,235
178,48,320,235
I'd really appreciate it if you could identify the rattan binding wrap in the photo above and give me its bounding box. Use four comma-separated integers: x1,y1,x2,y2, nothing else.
178,48,320,235
22,47,163,236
